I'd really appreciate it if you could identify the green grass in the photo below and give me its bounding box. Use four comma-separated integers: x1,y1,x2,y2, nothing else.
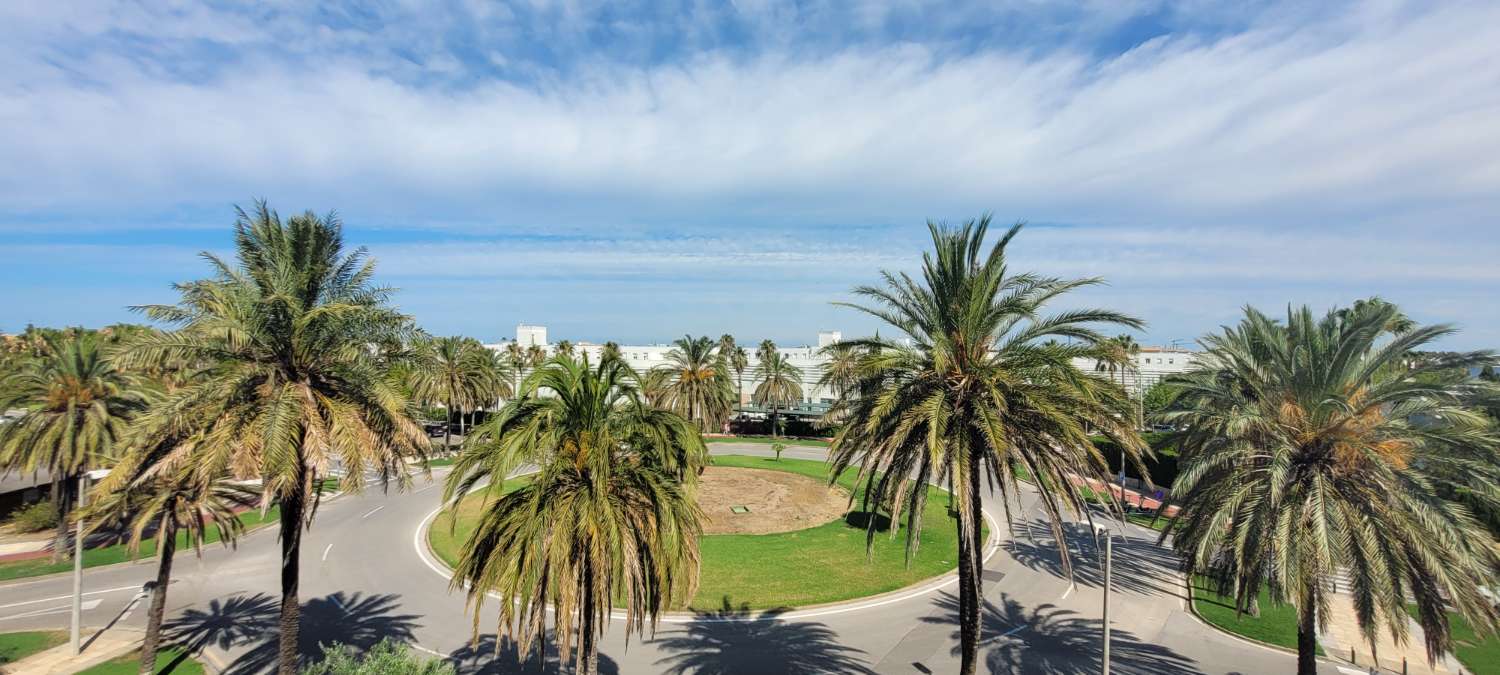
0,630,66,664
1406,605,1499,673
705,436,831,447
430,455,976,611
77,648,205,674
1125,511,1169,532
424,457,457,468
1190,576,1321,654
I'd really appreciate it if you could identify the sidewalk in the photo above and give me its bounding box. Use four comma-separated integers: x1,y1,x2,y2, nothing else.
1318,593,1465,675
0,627,142,674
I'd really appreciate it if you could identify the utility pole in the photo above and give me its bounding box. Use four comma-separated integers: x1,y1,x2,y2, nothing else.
1095,524,1113,674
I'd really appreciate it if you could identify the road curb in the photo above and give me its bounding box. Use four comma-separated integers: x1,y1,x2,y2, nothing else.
415,452,1004,624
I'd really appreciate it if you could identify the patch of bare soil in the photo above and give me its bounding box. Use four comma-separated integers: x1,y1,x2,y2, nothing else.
697,466,850,535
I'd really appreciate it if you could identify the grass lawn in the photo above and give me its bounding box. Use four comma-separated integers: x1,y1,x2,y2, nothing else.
1406,605,1499,674
706,436,830,447
429,455,975,611
1191,576,1320,654
77,648,205,674
424,456,457,468
0,630,66,664
1125,511,1170,532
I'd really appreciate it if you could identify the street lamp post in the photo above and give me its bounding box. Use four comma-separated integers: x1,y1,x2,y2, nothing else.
71,468,111,655
1094,523,1113,675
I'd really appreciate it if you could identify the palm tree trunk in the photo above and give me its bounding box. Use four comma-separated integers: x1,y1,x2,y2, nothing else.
277,487,306,675
50,474,70,564
140,519,177,674
956,453,985,675
1296,588,1318,675
579,560,598,675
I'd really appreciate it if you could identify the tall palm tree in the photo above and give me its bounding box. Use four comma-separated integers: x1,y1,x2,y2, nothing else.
827,218,1146,675
503,342,527,395
526,344,547,370
444,355,706,675
121,202,429,674
752,348,802,438
601,341,622,362
409,336,501,448
652,335,734,432
1159,303,1500,674
729,346,749,407
555,340,575,359
0,333,147,561
90,428,254,675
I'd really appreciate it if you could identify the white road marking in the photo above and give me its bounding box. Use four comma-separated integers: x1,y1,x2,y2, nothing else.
322,544,334,561
414,484,439,494
412,643,446,657
0,584,141,610
0,598,101,622
362,506,385,519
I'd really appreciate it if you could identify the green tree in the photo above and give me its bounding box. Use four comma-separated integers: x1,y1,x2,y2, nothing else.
445,354,706,675
652,335,735,432
1141,381,1180,418
728,346,749,407
302,639,454,675
752,345,802,438
503,342,527,395
122,202,429,675
409,336,504,448
602,340,622,362
0,332,147,562
828,218,1146,675
555,339,575,358
90,430,255,675
1159,303,1500,674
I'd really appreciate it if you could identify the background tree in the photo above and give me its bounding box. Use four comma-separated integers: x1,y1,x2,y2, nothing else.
503,342,526,395
122,202,429,675
525,344,547,370
602,341,621,361
0,332,146,561
409,336,501,448
753,343,803,438
1140,381,1180,418
445,355,705,675
728,346,749,407
1159,303,1500,674
827,218,1147,675
652,335,734,432
555,340,575,358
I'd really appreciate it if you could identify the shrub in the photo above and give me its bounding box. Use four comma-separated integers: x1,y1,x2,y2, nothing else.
302,639,453,675
8,500,58,533
772,442,786,461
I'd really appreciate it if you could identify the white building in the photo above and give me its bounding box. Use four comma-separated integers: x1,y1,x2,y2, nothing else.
486,325,1197,405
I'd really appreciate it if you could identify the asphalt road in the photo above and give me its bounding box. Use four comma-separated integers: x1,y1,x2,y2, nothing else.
0,443,1338,674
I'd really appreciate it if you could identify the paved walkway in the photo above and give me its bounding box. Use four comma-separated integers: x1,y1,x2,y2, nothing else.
1318,594,1465,675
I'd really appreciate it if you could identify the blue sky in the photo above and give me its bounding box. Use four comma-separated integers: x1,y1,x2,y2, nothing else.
2,1,1497,348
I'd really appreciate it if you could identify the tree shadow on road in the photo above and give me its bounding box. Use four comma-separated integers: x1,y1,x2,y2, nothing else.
649,597,877,674
446,631,618,674
918,592,1197,675
1004,519,1185,599
164,591,420,674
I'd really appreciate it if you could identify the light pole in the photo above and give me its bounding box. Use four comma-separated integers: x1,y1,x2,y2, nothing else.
71,468,111,655
1093,523,1113,674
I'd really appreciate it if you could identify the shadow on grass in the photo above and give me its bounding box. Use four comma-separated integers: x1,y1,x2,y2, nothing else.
447,632,619,674
842,511,892,532
650,597,877,674
919,592,1198,675
162,591,420,674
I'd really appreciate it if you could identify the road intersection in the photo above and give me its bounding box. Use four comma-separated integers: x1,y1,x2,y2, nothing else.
0,443,1332,673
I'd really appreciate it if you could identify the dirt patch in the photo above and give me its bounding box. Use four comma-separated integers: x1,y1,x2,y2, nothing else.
697,466,849,535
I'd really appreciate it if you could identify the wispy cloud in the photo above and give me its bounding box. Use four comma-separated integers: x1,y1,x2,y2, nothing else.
0,1,1496,347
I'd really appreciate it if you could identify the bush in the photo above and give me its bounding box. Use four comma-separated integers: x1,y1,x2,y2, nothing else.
8,501,58,533
1097,432,1179,490
302,639,453,675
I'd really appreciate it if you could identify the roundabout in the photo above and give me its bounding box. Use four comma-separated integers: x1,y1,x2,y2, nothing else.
424,454,984,612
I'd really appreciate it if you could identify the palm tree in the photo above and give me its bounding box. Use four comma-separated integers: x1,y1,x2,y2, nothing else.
121,202,429,674
90,430,254,675
503,342,526,393
0,333,147,562
729,346,749,407
409,336,501,449
827,218,1146,675
602,341,621,362
752,347,802,438
652,335,734,432
526,344,547,370
444,355,706,675
555,340,575,359
1159,303,1500,674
